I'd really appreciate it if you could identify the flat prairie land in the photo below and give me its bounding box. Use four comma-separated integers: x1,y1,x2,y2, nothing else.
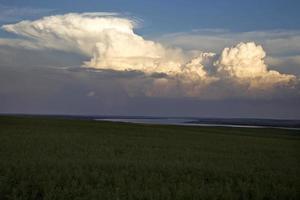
0,116,299,200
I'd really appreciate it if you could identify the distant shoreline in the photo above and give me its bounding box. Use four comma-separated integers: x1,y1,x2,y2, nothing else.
1,113,300,130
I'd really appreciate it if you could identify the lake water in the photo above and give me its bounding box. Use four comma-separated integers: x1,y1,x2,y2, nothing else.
94,118,295,129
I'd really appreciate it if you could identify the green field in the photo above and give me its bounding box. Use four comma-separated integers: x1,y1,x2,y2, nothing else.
0,116,299,200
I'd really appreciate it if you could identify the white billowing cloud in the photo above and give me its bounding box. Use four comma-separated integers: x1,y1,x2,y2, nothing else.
2,12,127,56
216,42,295,89
0,13,213,81
0,13,297,98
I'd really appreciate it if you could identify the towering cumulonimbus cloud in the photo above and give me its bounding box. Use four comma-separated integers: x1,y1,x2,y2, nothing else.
0,12,297,97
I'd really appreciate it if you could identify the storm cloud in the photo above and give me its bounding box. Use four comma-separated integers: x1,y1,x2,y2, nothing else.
0,12,298,98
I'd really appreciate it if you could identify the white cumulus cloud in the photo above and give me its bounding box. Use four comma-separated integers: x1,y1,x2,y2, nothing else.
216,42,295,89
0,12,297,98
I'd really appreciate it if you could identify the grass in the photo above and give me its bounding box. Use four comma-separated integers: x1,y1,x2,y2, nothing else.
0,116,299,199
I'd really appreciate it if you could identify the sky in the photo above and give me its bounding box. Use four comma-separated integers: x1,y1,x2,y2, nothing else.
0,0,300,119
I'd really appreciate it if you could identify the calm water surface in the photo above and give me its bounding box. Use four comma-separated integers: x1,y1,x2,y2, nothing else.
95,118,299,129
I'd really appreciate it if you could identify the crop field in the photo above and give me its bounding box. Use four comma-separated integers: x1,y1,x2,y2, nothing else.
0,116,299,199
